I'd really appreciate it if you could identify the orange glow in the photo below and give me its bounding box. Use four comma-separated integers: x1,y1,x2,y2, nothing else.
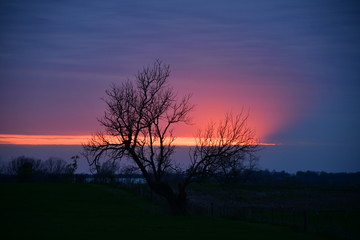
0,70,311,147
0,134,90,145
0,134,275,146
171,72,313,143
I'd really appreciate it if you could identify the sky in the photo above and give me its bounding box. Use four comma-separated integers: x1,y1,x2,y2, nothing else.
1,0,360,172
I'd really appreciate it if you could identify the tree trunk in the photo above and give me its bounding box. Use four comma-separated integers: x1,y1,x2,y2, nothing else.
166,186,187,215
149,181,187,215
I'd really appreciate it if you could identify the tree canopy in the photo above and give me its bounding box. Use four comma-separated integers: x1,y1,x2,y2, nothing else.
83,60,259,214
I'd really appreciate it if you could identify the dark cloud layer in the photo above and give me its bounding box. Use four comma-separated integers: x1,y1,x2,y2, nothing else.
1,0,360,171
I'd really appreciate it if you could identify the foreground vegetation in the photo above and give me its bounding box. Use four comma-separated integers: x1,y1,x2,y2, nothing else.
0,183,342,240
186,183,359,239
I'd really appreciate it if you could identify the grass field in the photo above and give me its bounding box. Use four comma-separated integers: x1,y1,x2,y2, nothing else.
0,183,342,240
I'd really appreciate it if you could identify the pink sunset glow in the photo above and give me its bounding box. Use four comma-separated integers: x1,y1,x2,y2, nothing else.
0,134,276,146
0,70,312,146
1,0,359,173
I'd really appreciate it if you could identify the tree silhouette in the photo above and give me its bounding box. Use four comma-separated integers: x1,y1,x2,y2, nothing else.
83,60,259,214
187,112,259,185
8,156,43,182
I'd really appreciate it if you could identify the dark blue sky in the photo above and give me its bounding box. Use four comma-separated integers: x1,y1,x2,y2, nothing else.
1,0,360,171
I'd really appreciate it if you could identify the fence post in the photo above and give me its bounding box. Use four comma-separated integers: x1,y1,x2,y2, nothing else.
210,202,214,217
303,210,308,232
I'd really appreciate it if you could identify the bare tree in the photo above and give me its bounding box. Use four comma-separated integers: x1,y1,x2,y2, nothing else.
42,158,68,175
7,156,43,182
93,159,120,183
83,60,259,214
187,112,259,185
0,158,6,175
42,157,77,176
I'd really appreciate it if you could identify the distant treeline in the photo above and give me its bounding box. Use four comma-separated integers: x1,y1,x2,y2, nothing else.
1,156,360,185
0,156,78,182
75,170,360,186
246,170,360,185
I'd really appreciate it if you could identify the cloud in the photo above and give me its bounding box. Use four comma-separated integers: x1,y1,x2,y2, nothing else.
1,0,359,147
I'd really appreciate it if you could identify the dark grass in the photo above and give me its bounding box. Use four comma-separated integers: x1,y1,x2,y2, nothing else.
0,183,342,240
188,182,360,192
188,182,360,239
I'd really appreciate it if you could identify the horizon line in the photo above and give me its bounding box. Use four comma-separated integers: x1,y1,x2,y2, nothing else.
0,134,276,146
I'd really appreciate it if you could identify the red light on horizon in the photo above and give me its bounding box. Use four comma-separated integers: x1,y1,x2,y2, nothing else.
0,134,276,146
